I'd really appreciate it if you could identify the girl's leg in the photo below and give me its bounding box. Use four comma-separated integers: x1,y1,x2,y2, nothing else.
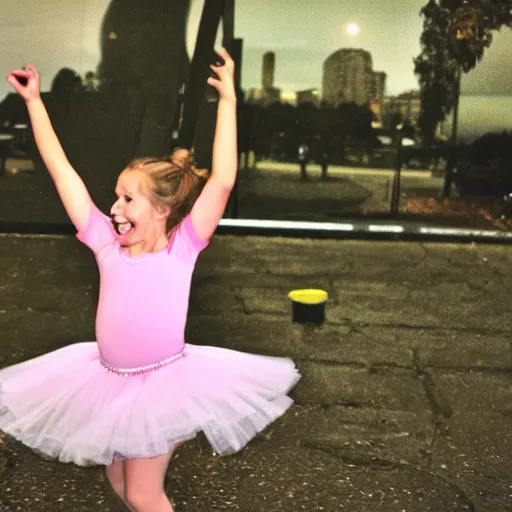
124,451,175,512
105,460,135,511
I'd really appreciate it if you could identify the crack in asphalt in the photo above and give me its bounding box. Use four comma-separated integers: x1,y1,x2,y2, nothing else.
413,347,453,420
305,439,478,511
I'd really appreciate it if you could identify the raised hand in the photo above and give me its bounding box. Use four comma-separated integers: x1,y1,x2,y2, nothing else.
6,63,93,231
207,49,236,103
6,65,40,102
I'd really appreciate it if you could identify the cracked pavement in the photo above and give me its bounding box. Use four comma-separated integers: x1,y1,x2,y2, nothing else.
0,234,511,511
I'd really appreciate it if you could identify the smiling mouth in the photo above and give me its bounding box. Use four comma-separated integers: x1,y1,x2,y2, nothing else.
112,219,134,236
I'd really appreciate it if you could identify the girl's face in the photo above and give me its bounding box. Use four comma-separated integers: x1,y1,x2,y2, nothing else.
110,170,168,249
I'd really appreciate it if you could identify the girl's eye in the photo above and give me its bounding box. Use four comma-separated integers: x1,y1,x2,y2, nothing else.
124,196,132,203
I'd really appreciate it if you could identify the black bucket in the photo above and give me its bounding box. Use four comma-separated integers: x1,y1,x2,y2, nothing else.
288,289,328,326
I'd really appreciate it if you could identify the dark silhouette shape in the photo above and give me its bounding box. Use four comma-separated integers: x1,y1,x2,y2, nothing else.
51,68,83,95
98,0,191,156
455,131,512,197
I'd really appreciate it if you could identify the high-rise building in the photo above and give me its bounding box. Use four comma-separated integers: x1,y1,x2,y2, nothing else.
262,52,275,89
322,49,384,107
247,52,281,106
323,49,372,106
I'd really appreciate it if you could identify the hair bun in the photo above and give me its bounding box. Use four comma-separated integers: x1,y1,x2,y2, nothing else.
171,148,191,167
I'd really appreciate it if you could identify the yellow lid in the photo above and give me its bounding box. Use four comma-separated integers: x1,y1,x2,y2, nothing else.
288,289,328,304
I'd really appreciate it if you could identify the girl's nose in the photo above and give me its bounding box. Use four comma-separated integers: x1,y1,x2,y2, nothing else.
110,199,121,217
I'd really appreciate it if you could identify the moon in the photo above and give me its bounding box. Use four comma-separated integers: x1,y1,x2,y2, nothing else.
347,23,360,36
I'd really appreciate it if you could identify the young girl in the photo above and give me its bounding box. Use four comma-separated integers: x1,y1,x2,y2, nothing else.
0,50,300,512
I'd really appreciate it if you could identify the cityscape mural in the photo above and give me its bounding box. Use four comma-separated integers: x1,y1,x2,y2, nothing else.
1,0,511,232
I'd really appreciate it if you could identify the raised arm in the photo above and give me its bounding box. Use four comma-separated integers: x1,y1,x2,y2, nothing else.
190,49,237,241
6,65,92,231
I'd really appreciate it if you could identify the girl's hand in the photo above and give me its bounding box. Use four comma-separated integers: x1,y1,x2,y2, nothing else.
207,48,236,103
6,64,41,103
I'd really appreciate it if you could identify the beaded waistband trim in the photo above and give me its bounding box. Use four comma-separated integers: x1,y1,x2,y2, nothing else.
100,349,187,376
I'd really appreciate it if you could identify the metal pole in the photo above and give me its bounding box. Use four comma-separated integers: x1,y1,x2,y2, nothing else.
390,128,403,214
222,0,234,52
222,0,242,219
229,37,243,219
179,0,225,149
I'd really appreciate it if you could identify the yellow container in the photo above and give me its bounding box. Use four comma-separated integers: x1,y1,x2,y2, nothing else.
288,289,328,325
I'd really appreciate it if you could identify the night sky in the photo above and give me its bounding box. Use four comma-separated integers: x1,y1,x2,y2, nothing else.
1,0,512,100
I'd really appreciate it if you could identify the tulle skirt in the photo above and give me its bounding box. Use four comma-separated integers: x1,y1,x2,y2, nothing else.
0,342,300,466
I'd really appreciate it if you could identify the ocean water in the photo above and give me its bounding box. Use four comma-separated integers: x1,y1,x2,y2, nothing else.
458,95,512,141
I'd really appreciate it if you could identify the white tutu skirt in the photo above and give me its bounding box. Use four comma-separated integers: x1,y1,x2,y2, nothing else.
0,343,300,466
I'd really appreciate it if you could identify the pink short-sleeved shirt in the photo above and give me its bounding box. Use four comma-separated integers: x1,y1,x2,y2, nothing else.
76,204,209,368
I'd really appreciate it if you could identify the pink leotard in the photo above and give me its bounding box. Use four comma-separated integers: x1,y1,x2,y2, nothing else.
76,204,209,369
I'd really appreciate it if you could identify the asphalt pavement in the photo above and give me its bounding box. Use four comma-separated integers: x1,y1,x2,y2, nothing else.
0,233,511,511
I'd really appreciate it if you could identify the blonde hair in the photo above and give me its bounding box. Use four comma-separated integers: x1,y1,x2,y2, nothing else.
125,148,210,234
